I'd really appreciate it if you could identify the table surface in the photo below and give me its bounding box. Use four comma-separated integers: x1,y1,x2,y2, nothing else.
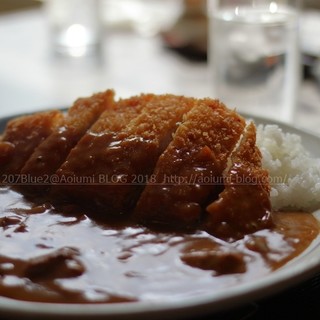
0,7,320,320
0,8,320,132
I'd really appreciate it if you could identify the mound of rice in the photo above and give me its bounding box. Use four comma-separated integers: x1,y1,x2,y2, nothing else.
256,124,320,212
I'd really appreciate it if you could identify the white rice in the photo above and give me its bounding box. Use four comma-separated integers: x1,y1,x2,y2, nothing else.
256,124,320,212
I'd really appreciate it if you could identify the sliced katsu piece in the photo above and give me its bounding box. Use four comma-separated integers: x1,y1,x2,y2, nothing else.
55,94,196,216
20,90,115,191
0,110,64,181
52,94,155,207
204,122,273,240
133,99,246,230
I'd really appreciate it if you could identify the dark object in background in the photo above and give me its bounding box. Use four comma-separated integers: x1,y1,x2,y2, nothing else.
161,0,207,61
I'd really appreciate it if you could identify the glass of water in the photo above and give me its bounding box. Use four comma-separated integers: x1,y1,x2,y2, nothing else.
45,0,102,58
208,0,301,123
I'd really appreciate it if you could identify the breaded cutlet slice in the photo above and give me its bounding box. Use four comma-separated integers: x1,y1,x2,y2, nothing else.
133,99,246,230
204,122,273,240
52,94,155,205
56,94,196,215
20,90,115,189
0,110,64,180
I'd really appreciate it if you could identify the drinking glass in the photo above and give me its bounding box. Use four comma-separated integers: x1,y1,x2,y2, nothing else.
208,0,301,123
45,0,102,57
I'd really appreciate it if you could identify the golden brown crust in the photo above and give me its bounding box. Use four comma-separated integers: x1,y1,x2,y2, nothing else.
0,91,273,240
204,122,273,240
55,94,196,215
133,100,246,229
52,94,149,205
20,90,115,184
0,110,64,178
90,94,154,134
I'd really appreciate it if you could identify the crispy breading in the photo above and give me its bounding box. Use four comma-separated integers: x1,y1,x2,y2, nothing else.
55,94,196,215
204,122,273,240
0,91,273,239
0,110,64,178
21,90,115,185
133,99,246,230
52,94,153,205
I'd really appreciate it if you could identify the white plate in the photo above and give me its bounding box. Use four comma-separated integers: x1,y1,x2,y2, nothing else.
0,112,320,320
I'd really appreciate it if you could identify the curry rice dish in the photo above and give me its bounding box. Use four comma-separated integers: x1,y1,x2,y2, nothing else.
0,90,318,304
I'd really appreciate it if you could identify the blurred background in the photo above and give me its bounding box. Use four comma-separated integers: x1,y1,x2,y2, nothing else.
0,2,320,319
0,0,319,132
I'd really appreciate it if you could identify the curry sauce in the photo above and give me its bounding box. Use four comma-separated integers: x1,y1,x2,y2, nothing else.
0,187,318,304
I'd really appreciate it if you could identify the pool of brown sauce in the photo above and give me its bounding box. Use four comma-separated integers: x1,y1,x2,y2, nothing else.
0,186,319,304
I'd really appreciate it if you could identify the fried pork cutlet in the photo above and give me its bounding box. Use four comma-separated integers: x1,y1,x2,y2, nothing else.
0,90,273,240
20,90,115,191
0,110,64,180
53,94,154,205
55,94,196,215
133,99,246,230
204,122,273,240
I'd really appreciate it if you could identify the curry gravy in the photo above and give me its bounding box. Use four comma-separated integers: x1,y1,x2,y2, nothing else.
0,187,319,304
